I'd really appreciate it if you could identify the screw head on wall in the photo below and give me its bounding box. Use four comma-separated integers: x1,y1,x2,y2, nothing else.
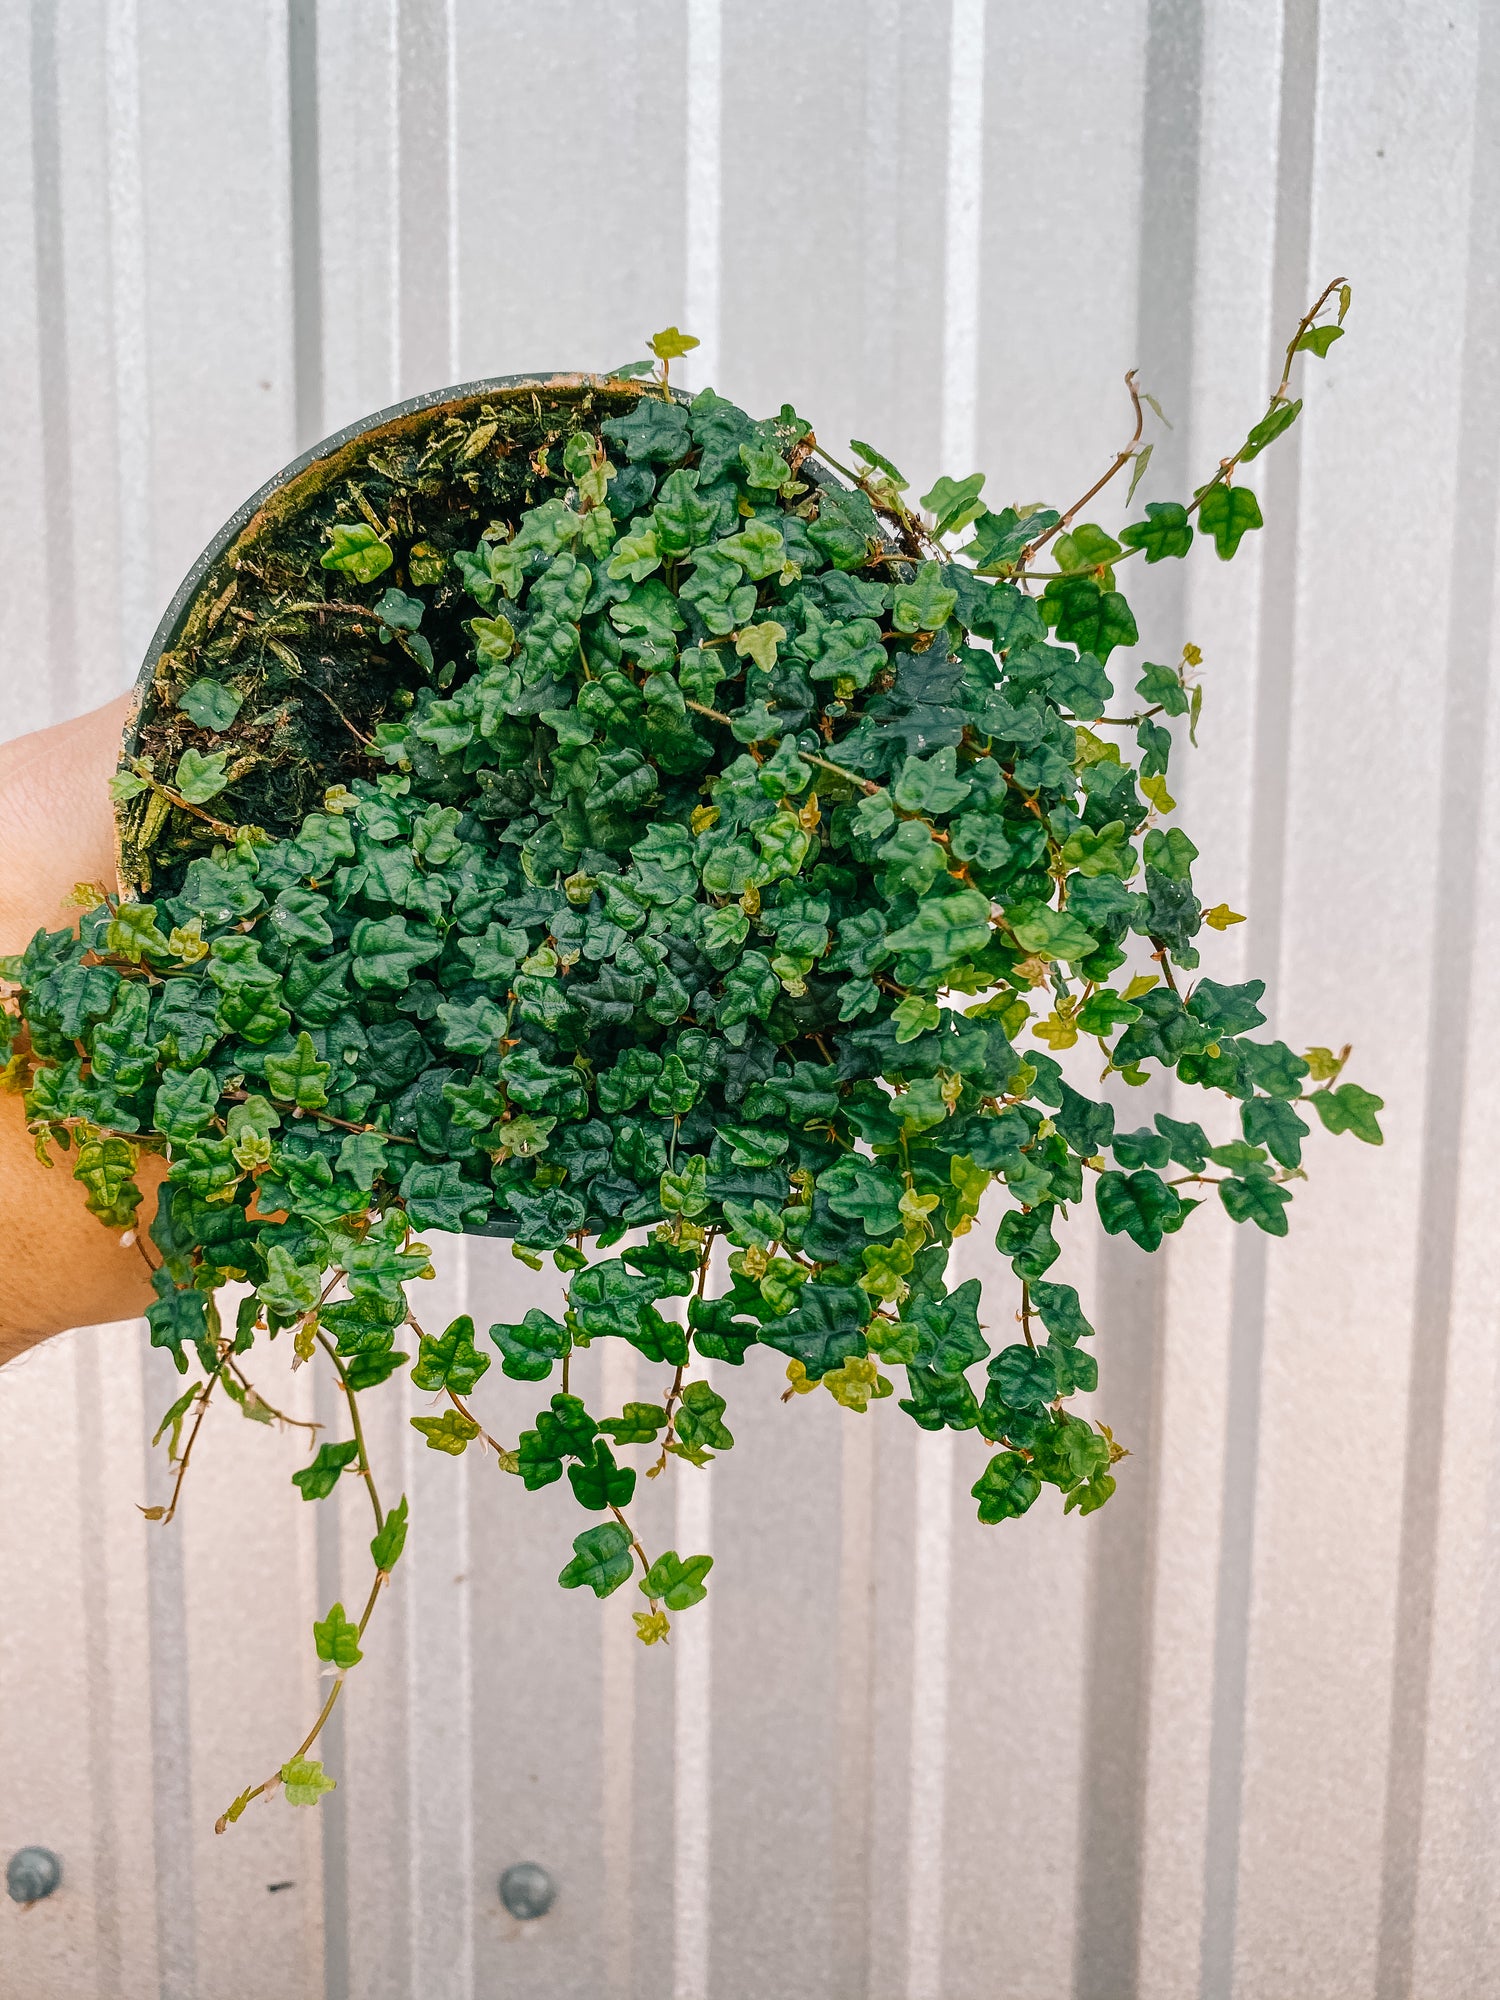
6,1848,62,1905
498,1861,556,1920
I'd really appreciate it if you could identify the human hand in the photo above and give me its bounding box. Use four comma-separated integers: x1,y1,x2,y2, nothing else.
1,695,164,1362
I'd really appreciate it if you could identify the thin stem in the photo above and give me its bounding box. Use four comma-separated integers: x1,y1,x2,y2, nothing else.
445,1387,511,1459
682,699,881,796
608,1502,657,1604
221,1088,415,1143
128,766,238,839
1019,1279,1036,1352
648,1363,688,1479
150,1365,222,1525
1022,371,1145,565
215,1566,383,1836
224,1356,321,1434
315,1331,384,1533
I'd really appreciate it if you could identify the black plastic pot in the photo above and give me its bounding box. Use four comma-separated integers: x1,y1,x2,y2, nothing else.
118,370,666,896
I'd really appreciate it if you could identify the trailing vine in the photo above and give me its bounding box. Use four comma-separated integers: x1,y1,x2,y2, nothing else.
0,291,1380,1832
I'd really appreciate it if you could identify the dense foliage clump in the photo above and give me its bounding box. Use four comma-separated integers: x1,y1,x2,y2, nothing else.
0,300,1380,1827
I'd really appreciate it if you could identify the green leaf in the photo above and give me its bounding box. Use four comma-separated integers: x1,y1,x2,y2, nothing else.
649,325,700,360
886,890,993,976
850,438,908,488
1295,325,1343,357
965,505,1059,572
1095,1169,1184,1252
640,1549,713,1610
152,1066,221,1141
410,1409,481,1455
1003,901,1097,964
411,1313,491,1394
920,472,986,538
1041,576,1138,662
972,1450,1042,1523
995,1207,1060,1281
258,1244,322,1320
661,1153,710,1218
174,748,231,804
490,1307,570,1382
734,620,786,671
1028,1280,1094,1345
321,522,392,582
292,1439,360,1500
1219,1173,1292,1235
1241,398,1301,460
597,1402,668,1444
891,746,971,815
177,678,243,730
568,1438,638,1510
106,901,171,962
1241,1096,1309,1168
313,1601,364,1669
1196,482,1264,559
349,914,442,991
263,1031,332,1110
1119,501,1193,563
280,1755,337,1806
1310,1082,1384,1145
371,1494,409,1572
891,561,958,634
558,1522,635,1597
399,1159,489,1232
739,440,791,491
675,1379,733,1453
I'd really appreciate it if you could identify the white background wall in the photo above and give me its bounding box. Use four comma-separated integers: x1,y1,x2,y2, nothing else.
3,3,1498,1996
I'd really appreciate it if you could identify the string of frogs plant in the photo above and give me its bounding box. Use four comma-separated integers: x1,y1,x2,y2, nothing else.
0,286,1381,1832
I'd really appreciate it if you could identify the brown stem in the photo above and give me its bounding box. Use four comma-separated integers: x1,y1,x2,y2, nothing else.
224,1356,321,1434
221,1088,415,1144
149,1366,222,1525
1022,371,1145,565
608,1502,657,1604
130,768,238,839
315,1332,384,1533
444,1387,512,1459
1019,1279,1036,1352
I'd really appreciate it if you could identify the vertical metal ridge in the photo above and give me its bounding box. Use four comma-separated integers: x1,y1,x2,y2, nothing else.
29,0,78,724
904,1430,953,2000
140,1346,198,2000
673,20,722,1992
386,0,401,399
76,1332,124,1990
315,1362,350,2000
683,0,722,395
103,0,151,680
905,13,985,1995
1373,9,1500,1991
673,1363,714,2000
600,1342,639,2000
1073,7,1203,1996
1200,6,1320,1993
831,1418,877,2000
288,0,324,451
443,0,460,378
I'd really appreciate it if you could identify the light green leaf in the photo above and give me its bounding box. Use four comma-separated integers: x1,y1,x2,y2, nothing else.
321,522,392,582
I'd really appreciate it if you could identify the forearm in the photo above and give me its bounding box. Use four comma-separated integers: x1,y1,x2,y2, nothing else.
0,695,163,1359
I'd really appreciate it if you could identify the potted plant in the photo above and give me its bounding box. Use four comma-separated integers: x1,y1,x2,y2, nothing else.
0,301,1381,1833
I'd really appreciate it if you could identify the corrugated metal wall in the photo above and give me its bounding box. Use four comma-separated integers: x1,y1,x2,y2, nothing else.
3,3,1497,1995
